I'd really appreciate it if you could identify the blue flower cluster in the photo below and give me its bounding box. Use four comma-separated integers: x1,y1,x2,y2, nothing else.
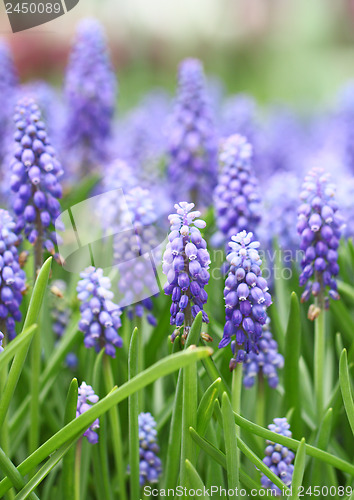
76,382,99,444
167,58,217,207
0,209,26,341
138,412,162,486
163,202,210,339
77,267,123,357
297,168,343,310
114,186,161,326
261,418,294,496
219,231,271,371
0,41,18,164
243,327,284,389
10,98,64,259
64,18,117,175
214,135,261,247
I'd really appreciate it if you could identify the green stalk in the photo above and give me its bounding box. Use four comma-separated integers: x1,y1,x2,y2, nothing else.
103,355,127,500
314,297,325,420
256,373,265,429
0,330,11,500
231,364,242,481
128,328,140,500
74,439,82,500
136,317,144,411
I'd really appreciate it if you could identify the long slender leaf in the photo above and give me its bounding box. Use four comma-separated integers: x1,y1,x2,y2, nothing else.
284,292,302,438
0,346,213,496
0,325,37,371
184,460,209,498
311,408,333,486
233,411,354,474
0,449,38,500
221,392,239,489
0,257,52,429
291,438,306,500
128,328,140,500
339,349,354,435
61,378,78,499
197,378,221,436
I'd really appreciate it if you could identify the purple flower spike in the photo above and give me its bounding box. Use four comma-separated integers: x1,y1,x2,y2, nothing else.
162,202,210,340
64,18,117,176
214,135,261,247
77,267,123,357
76,382,99,444
167,59,217,207
0,41,18,167
261,418,294,496
10,98,64,261
0,210,26,341
243,327,284,389
219,230,271,370
135,412,162,486
297,168,343,311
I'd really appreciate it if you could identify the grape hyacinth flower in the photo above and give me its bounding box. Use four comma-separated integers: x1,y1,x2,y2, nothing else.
76,382,99,444
64,18,117,176
0,41,18,165
167,59,217,207
297,167,343,316
0,209,26,341
219,231,271,371
10,98,64,266
214,135,261,248
137,412,162,486
243,326,284,389
162,202,210,341
114,186,161,326
77,266,123,357
261,418,294,496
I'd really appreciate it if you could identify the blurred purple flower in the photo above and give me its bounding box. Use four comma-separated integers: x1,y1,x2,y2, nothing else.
76,382,99,444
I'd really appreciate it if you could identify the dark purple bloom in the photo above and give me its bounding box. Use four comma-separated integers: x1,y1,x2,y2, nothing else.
261,418,294,496
162,202,210,340
64,18,117,176
137,412,162,486
297,168,343,309
76,382,99,444
167,59,217,207
243,327,284,389
0,209,26,341
214,135,261,247
0,41,18,166
219,231,271,370
77,267,123,357
10,98,64,260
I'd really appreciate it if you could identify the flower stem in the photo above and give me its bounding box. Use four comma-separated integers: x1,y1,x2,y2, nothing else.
136,316,144,412
103,355,127,500
231,363,243,472
256,373,265,428
74,438,82,500
314,300,325,420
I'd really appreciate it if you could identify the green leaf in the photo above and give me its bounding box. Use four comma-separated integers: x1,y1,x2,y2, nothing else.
0,325,37,371
233,411,354,475
0,346,213,497
0,448,39,500
291,438,306,500
61,378,78,499
283,292,302,437
339,349,354,435
128,328,140,500
221,392,239,489
197,378,221,436
0,257,52,429
184,460,209,498
311,408,333,486
330,301,354,344
185,311,203,348
337,281,354,303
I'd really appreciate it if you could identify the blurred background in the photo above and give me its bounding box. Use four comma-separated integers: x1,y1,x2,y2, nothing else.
2,0,354,111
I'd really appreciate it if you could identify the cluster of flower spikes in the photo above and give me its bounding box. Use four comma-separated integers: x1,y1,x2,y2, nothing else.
213,134,261,249
76,382,100,444
167,58,218,208
10,98,64,259
138,412,162,486
77,266,123,357
64,18,117,173
243,324,284,389
219,231,271,371
162,202,210,340
261,418,294,496
0,41,18,164
0,209,26,341
297,167,343,309
113,186,162,326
